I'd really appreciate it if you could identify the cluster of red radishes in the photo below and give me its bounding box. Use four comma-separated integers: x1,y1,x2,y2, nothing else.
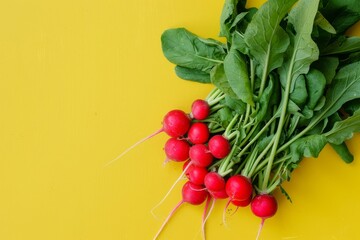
155,99,278,239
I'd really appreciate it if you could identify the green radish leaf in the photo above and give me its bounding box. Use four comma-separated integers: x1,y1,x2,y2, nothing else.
229,12,248,33
224,95,246,114
329,142,354,163
257,135,275,152
306,118,329,135
312,57,339,84
256,76,275,122
314,96,326,112
287,100,301,114
305,69,327,109
174,66,210,83
341,52,360,67
319,0,360,33
218,107,234,128
290,75,308,108
324,109,360,144
161,28,226,72
244,0,296,77
232,31,248,54
322,36,360,55
279,0,320,89
279,185,293,203
229,9,257,53
313,61,360,122
224,47,254,105
314,11,336,34
289,134,327,163
210,64,238,99
219,0,247,40
343,99,360,115
301,106,314,119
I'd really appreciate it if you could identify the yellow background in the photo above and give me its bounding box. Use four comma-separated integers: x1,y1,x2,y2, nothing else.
0,0,359,239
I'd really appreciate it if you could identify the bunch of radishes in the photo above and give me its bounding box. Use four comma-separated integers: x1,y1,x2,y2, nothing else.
153,91,278,240
109,0,360,238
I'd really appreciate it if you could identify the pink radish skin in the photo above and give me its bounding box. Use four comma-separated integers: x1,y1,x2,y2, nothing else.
204,172,226,192
191,99,210,120
153,181,208,239
163,110,191,137
208,135,231,159
187,122,210,144
251,194,278,240
182,181,209,205
164,138,190,162
251,194,277,219
189,144,214,167
225,175,253,201
183,161,208,185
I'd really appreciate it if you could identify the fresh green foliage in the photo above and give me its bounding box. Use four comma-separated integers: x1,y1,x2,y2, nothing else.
313,61,360,122
210,64,237,99
224,47,254,105
289,135,327,163
160,0,360,198
244,0,295,95
161,28,226,80
325,109,360,144
174,66,210,83
322,36,360,55
329,142,354,163
219,0,247,40
305,69,326,109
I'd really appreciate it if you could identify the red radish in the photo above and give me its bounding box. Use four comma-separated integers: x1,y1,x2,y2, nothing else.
164,138,190,162
204,172,225,192
187,122,210,144
191,99,210,120
183,161,208,185
189,144,214,167
163,110,191,137
153,181,208,239
105,109,190,167
209,188,228,199
225,175,253,201
251,194,277,219
182,181,209,205
208,135,231,159
251,194,278,240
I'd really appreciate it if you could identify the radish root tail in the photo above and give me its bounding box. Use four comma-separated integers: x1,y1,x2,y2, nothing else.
202,197,215,240
255,218,265,240
153,200,184,240
104,128,163,167
151,162,192,218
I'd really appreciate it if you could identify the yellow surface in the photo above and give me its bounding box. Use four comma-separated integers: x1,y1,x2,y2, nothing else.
0,0,360,239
